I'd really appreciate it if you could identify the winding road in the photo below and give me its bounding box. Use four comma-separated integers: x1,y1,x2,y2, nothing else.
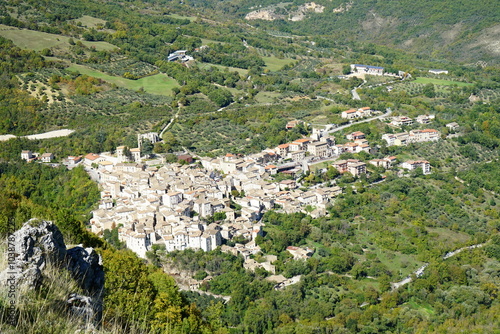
159,107,180,139
325,108,392,135
391,243,485,290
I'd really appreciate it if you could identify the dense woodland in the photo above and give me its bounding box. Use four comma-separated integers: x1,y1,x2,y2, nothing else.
0,0,500,332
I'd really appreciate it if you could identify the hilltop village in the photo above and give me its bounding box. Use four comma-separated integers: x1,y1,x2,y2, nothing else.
18,106,454,269
18,107,448,266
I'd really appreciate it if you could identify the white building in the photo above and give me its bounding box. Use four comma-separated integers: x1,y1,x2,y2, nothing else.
402,160,431,174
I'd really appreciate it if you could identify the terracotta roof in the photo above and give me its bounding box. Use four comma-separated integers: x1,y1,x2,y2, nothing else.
85,153,100,161
295,138,310,143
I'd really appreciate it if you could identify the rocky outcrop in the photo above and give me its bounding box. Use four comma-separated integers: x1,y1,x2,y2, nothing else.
1,219,104,328
66,246,104,294
1,219,67,289
246,2,324,22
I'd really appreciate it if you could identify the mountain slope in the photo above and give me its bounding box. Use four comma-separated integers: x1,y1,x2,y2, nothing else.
187,0,500,63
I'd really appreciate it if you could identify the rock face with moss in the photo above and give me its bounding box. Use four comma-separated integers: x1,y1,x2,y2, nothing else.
0,219,104,329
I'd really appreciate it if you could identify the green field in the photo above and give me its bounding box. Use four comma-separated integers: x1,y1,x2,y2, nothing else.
198,62,248,76
255,91,281,103
70,15,107,28
414,77,473,86
0,24,117,51
200,38,226,45
67,64,179,96
262,56,295,71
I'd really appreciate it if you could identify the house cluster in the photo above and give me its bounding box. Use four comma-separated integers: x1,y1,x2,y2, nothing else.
389,114,435,127
341,107,373,120
90,152,343,258
350,64,384,76
80,146,144,171
21,150,54,163
332,159,367,176
200,154,342,216
368,156,397,170
331,131,371,155
382,129,440,146
286,120,305,129
274,134,336,162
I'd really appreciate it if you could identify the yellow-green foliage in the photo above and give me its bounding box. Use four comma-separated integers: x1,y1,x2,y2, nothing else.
59,74,103,96
101,248,209,333
0,258,87,334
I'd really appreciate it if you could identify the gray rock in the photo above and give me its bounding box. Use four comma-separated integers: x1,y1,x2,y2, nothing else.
66,246,105,295
67,293,100,329
1,219,104,328
1,219,67,289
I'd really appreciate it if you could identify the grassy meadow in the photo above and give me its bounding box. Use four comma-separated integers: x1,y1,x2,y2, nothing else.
197,62,248,76
414,77,473,86
262,56,295,71
67,64,179,96
0,24,116,51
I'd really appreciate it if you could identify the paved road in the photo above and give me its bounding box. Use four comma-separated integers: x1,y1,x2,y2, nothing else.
391,243,485,290
351,80,366,100
351,88,361,100
325,108,392,135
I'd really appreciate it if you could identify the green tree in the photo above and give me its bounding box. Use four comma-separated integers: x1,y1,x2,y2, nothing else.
423,83,436,98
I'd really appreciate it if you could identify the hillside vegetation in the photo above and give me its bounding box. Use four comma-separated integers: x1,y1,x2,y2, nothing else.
0,0,500,332
189,0,500,63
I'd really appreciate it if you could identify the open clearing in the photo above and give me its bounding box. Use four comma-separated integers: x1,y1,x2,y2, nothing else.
67,64,179,96
255,91,281,103
70,15,107,28
414,77,473,86
198,62,248,76
262,56,295,71
166,14,198,22
0,24,117,51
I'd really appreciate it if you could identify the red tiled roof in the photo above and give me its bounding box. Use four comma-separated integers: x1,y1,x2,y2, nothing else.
295,138,310,143
85,153,100,161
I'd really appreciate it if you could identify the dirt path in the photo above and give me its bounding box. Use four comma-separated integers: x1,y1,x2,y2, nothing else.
0,129,75,142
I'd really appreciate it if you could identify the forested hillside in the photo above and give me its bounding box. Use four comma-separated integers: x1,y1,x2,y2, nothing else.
184,0,500,64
